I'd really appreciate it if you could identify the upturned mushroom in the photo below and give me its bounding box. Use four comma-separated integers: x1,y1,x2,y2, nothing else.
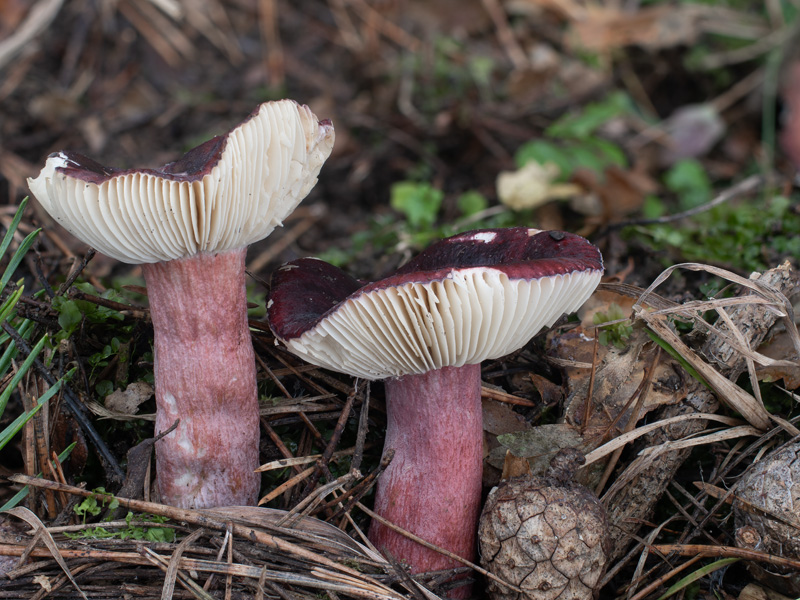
28,100,334,509
266,227,603,585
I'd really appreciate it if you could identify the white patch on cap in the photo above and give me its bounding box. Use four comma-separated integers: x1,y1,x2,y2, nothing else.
527,228,544,236
468,232,497,243
52,152,72,169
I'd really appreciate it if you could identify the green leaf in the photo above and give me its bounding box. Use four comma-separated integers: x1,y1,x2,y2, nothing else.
0,228,41,296
570,145,611,174
54,298,83,335
664,159,712,210
75,496,102,518
390,181,443,229
645,329,710,389
315,248,352,268
0,198,29,262
514,136,626,179
584,137,627,168
656,558,739,600
457,190,488,217
642,195,666,219
146,527,175,543
546,91,632,139
514,140,572,175
0,286,24,327
0,319,33,381
96,380,114,397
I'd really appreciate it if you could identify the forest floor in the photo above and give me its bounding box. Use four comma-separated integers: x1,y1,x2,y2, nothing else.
2,1,800,598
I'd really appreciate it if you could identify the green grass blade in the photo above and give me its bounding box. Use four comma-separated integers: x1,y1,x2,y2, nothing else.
0,228,41,295
656,557,739,600
0,372,70,450
0,285,23,326
0,334,47,415
645,328,710,389
0,197,29,260
0,318,33,380
0,442,76,512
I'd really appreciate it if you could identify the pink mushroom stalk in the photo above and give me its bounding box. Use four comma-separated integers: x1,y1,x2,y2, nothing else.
266,227,603,589
28,100,334,508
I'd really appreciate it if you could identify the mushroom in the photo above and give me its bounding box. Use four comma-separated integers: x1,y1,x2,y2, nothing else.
266,227,603,584
28,100,335,509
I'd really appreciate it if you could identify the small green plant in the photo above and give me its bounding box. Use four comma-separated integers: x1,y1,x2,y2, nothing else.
317,181,509,270
51,282,126,341
634,192,800,273
662,159,713,210
593,303,633,349
514,91,632,182
73,487,118,521
390,181,443,231
66,489,174,542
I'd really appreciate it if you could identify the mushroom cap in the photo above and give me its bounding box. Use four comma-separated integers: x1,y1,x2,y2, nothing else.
27,100,335,264
267,227,603,380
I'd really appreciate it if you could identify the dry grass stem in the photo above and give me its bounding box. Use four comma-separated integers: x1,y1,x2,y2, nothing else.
355,502,522,595
2,475,429,599
584,413,744,465
632,262,800,431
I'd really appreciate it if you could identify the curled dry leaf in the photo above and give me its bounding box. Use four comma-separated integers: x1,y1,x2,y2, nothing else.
496,161,581,211
755,325,800,389
565,4,705,53
660,103,726,164
633,261,800,431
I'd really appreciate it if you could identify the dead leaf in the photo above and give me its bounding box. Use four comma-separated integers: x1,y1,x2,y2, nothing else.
0,0,29,39
548,290,687,444
33,574,52,591
483,398,531,436
660,103,726,165
0,0,64,70
500,451,532,479
496,161,582,210
738,583,794,600
104,382,154,415
528,373,564,405
51,412,88,474
567,5,703,53
482,397,532,487
489,424,604,487
571,165,657,224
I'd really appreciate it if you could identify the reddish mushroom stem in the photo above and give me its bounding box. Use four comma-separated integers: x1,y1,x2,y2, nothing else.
370,364,483,586
142,248,260,508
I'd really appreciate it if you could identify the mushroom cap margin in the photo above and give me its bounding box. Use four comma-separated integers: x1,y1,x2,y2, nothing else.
268,227,603,380
27,99,335,264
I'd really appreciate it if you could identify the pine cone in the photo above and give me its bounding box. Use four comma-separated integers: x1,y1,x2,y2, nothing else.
734,442,800,596
478,449,610,600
